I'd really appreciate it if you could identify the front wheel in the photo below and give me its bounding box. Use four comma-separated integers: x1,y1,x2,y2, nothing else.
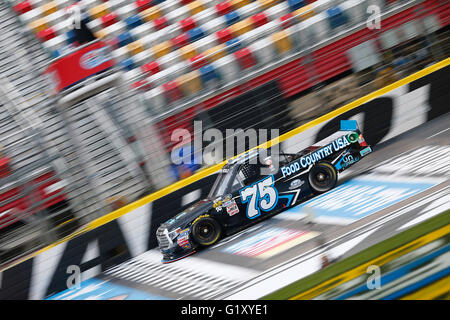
191,216,222,246
308,162,338,194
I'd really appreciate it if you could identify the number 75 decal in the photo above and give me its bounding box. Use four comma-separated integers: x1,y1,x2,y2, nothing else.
239,175,278,219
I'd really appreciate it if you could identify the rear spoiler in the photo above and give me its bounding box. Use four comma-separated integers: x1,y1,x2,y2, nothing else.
340,120,358,131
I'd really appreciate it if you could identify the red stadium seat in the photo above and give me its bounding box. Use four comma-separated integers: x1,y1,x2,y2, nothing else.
153,16,168,30
101,12,119,28
171,33,190,49
216,27,233,43
189,54,208,69
280,13,295,29
13,1,32,15
135,0,152,12
180,17,197,32
142,61,161,75
163,80,183,102
250,12,269,28
216,1,232,16
37,27,57,41
233,47,256,69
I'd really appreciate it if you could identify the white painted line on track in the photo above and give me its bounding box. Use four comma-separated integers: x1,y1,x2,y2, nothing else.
426,127,450,139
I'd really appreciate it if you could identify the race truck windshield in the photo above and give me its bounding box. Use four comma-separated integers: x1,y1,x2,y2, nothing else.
208,168,236,199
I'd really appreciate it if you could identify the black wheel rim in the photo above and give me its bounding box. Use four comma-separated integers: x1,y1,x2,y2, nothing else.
197,221,215,241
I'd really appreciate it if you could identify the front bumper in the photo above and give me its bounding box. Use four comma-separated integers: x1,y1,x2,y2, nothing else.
157,226,196,263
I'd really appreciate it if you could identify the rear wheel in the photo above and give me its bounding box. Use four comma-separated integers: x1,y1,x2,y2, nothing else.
308,162,338,194
191,216,222,246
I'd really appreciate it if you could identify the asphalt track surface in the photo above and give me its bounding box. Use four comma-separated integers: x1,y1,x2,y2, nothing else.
48,114,450,300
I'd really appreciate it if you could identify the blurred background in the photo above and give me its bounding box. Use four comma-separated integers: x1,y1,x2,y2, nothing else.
0,0,448,269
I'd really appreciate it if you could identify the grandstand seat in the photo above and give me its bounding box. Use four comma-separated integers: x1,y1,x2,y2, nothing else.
141,6,163,22
230,0,252,9
133,51,149,65
120,57,136,70
37,27,57,41
280,13,296,28
180,17,197,32
145,86,165,111
41,1,59,16
287,0,305,12
214,54,240,82
115,3,137,20
28,17,50,34
193,34,217,53
179,44,197,60
65,29,77,44
166,6,190,23
237,2,261,17
189,54,208,69
125,14,144,29
102,20,128,38
225,37,242,53
225,11,240,26
162,80,183,103
127,40,145,55
258,0,278,9
129,22,154,40
158,51,182,68
203,44,226,61
153,16,169,30
193,7,216,25
233,47,256,69
89,4,110,19
216,1,232,16
135,0,153,12
172,33,190,49
265,2,290,20
250,12,269,28
248,37,276,65
202,16,227,34
187,26,205,42
13,1,33,15
177,70,203,95
187,0,206,15
216,27,233,43
271,29,293,54
326,6,348,29
46,9,66,26
117,31,135,47
152,40,172,58
229,18,253,36
142,61,161,75
199,64,220,87
292,3,315,21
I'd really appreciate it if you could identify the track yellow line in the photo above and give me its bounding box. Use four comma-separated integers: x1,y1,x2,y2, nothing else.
400,276,450,300
2,58,449,273
289,225,450,300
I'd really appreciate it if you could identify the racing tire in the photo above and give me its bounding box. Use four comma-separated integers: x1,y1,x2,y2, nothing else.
191,216,222,247
308,162,338,194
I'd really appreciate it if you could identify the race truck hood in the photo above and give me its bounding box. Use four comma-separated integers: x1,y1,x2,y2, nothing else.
161,198,214,231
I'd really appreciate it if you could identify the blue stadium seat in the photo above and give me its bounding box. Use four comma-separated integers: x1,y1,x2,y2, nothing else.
120,57,136,71
188,27,205,42
226,37,242,53
117,32,135,47
225,11,240,26
125,14,144,30
327,6,348,29
199,64,220,84
287,0,305,12
65,30,77,44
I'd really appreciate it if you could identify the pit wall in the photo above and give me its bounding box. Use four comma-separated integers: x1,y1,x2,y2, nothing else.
0,58,448,300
